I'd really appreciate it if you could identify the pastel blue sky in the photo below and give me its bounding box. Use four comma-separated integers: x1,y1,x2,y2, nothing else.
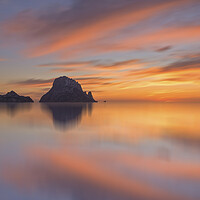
0,0,200,101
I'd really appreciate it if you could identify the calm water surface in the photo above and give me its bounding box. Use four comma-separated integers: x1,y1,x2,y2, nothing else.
0,102,200,200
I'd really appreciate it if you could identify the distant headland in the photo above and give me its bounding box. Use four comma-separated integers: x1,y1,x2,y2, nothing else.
0,91,34,103
40,76,96,102
0,76,97,103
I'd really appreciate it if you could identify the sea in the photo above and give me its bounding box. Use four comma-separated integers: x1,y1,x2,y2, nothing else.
0,102,200,200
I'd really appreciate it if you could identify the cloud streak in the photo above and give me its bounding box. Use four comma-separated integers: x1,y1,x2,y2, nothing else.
155,46,172,52
127,57,200,78
38,61,96,67
10,78,54,87
2,0,195,57
38,59,142,71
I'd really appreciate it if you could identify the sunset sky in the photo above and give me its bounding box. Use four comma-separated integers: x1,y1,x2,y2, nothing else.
0,0,200,101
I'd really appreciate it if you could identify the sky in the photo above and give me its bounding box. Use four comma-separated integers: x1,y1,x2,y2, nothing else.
0,0,200,102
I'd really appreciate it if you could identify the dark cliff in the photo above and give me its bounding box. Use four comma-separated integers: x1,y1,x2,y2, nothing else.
39,76,97,102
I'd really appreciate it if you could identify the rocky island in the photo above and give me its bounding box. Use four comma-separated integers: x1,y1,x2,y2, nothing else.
0,91,34,102
39,76,97,102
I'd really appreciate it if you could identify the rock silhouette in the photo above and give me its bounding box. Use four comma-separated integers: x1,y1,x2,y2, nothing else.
0,91,34,102
40,76,97,102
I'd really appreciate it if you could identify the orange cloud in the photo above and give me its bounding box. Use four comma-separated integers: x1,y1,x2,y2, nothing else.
125,57,200,78
92,25,200,55
32,1,192,57
95,59,141,70
38,61,95,68
125,25,200,49
9,78,54,87
2,0,192,57
39,59,143,73
50,68,76,73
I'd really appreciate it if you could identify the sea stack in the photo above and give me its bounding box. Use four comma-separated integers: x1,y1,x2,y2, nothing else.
39,76,97,102
0,91,34,102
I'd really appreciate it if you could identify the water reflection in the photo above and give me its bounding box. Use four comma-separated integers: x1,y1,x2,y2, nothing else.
0,103,32,117
0,102,200,200
41,103,93,130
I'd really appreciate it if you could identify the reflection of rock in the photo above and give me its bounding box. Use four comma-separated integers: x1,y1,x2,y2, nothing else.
40,76,97,102
0,91,34,102
41,103,93,130
0,103,32,117
87,103,93,116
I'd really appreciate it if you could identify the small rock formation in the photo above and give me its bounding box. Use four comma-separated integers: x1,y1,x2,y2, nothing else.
39,76,97,102
0,91,34,102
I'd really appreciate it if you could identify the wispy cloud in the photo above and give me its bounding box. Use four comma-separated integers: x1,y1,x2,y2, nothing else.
95,59,141,70
2,0,194,57
39,59,142,72
50,68,77,73
155,45,172,52
10,78,54,87
38,61,96,67
91,25,200,56
127,57,200,78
